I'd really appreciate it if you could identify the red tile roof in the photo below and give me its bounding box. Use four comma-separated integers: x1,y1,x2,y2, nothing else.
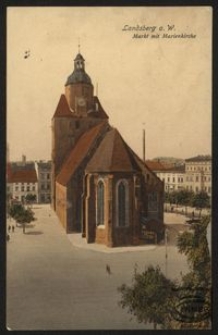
8,167,38,183
86,128,141,173
56,122,108,186
53,94,73,118
53,94,109,120
145,160,167,171
89,96,109,119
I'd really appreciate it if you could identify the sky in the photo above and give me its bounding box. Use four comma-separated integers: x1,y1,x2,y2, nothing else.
7,6,212,162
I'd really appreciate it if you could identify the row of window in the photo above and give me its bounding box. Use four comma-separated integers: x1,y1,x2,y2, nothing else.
96,179,158,227
40,173,50,180
162,175,211,183
15,186,36,192
186,185,211,193
186,176,211,182
163,177,184,183
15,182,36,186
186,166,211,172
40,184,50,190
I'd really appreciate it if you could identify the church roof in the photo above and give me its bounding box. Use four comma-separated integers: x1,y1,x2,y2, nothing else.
66,71,92,86
53,94,73,118
86,128,141,173
56,122,108,186
88,96,109,119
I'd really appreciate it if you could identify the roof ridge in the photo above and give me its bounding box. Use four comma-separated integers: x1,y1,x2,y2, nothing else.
56,121,108,186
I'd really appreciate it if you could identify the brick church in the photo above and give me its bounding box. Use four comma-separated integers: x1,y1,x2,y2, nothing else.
51,51,164,247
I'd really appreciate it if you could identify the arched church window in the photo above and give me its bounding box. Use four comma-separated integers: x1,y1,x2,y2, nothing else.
116,180,129,227
97,180,105,225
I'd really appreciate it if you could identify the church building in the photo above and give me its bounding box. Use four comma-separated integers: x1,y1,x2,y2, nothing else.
51,51,164,247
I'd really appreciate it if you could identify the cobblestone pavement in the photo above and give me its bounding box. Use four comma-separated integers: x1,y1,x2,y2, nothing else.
6,205,189,331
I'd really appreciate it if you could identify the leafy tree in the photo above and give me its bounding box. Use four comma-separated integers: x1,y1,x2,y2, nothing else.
176,189,194,214
118,216,211,330
192,191,210,217
25,193,37,204
176,216,211,328
118,265,176,329
9,204,36,233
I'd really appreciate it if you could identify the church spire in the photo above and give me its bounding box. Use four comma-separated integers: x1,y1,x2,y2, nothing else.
78,38,81,53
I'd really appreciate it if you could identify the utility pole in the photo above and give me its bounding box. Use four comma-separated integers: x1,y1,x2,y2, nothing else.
143,125,146,162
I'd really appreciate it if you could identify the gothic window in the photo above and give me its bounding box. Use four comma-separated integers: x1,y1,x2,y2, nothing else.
97,180,105,225
116,180,129,227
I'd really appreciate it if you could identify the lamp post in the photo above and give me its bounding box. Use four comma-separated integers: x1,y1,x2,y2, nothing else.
165,227,168,277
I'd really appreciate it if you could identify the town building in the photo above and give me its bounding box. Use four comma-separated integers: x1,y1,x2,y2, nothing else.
185,155,212,196
52,51,164,247
146,155,212,199
7,155,38,203
36,161,52,203
145,160,185,193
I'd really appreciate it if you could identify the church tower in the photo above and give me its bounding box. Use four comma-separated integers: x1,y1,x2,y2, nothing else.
65,53,94,115
51,51,109,208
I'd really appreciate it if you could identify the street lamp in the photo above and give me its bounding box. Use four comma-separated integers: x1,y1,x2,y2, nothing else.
165,227,168,277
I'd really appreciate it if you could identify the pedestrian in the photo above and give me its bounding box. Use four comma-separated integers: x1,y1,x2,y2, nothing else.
8,225,11,233
12,225,15,233
106,264,112,275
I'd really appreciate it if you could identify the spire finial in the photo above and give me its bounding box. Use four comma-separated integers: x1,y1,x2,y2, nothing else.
78,38,81,53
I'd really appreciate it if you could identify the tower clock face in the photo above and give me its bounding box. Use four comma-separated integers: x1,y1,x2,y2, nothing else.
77,97,86,107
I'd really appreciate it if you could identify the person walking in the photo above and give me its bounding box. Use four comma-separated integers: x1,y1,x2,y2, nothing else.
8,225,11,233
12,225,15,233
106,264,112,275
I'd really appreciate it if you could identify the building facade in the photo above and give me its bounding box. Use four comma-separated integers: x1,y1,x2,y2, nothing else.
52,51,164,247
146,155,212,198
36,161,52,203
7,156,38,203
185,155,212,196
145,160,185,193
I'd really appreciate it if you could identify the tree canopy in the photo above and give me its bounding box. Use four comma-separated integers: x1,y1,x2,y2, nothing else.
118,265,176,329
9,203,36,233
118,216,211,329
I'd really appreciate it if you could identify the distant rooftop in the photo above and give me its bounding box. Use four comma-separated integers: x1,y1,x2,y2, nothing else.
185,155,212,162
8,162,37,183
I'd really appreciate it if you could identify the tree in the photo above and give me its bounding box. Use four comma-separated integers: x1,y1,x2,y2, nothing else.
176,216,211,328
25,193,37,204
192,191,210,217
176,189,194,214
118,216,211,330
118,265,176,329
9,203,36,233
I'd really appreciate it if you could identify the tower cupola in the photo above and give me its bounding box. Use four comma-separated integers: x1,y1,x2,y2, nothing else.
65,53,92,86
